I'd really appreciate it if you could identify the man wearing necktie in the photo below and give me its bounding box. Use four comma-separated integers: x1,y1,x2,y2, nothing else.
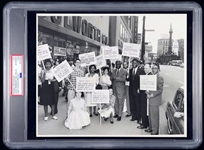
127,58,145,124
111,60,127,121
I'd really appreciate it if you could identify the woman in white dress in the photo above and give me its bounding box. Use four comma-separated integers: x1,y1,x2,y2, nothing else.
100,67,112,89
98,88,115,124
85,64,99,117
64,92,90,130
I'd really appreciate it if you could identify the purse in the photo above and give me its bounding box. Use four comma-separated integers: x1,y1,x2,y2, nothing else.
96,84,102,90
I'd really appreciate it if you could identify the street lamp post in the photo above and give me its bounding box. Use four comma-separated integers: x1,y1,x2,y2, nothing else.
141,16,146,63
141,16,155,63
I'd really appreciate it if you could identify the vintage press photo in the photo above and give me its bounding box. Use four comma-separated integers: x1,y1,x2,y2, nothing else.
36,14,187,137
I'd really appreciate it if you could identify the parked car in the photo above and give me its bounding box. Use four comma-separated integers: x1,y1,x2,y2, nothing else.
170,60,183,66
167,61,172,65
165,86,184,134
180,63,184,68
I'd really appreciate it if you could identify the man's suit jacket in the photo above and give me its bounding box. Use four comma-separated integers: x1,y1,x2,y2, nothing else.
112,68,127,95
149,73,164,106
127,67,145,91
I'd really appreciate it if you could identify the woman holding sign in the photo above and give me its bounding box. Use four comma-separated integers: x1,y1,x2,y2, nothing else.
64,92,90,130
98,87,115,124
85,64,99,117
100,67,112,89
40,59,58,121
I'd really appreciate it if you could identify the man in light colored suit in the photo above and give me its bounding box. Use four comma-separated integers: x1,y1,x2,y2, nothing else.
146,63,164,135
123,61,131,117
112,60,127,121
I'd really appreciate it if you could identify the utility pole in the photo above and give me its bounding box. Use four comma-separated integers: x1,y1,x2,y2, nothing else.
141,16,146,63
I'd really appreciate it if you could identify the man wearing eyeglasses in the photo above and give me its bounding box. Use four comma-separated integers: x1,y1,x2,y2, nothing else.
146,63,164,135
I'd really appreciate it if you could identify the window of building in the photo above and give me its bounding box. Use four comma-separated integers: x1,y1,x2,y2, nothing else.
128,16,131,29
120,23,123,38
54,36,66,48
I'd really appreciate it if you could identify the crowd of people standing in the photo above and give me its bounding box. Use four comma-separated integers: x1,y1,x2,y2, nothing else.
38,56,164,135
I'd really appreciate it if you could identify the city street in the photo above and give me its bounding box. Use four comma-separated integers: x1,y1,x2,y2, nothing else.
37,65,185,136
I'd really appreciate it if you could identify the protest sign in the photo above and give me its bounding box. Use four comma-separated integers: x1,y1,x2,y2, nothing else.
79,52,96,67
140,75,157,91
38,44,52,61
92,90,109,103
111,54,122,63
95,55,106,69
102,46,119,60
76,77,95,92
53,46,66,56
122,43,141,58
52,60,73,82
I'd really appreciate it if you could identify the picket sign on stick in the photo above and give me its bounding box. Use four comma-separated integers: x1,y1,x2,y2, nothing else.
51,60,74,82
99,68,102,77
128,57,131,70
76,77,95,92
38,44,52,61
41,60,45,70
79,52,96,67
102,46,119,60
99,103,101,125
140,75,157,91
92,90,109,125
147,99,149,116
122,43,141,58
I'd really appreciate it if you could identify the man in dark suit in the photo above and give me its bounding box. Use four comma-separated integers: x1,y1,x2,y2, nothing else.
127,58,145,124
146,63,164,135
112,60,127,121
138,63,152,130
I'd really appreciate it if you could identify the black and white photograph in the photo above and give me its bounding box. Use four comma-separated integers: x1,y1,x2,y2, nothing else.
36,14,187,137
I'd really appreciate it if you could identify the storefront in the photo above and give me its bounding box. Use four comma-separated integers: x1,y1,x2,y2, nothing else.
38,16,109,62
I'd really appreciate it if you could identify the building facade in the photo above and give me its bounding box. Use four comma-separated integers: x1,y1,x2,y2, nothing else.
109,16,138,62
38,16,109,61
157,38,171,56
177,39,184,62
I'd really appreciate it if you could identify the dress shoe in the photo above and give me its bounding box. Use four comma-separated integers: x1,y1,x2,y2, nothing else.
125,114,131,117
144,129,152,133
130,118,136,121
44,117,48,121
94,113,98,116
110,119,114,124
117,116,121,121
52,116,58,120
114,114,118,118
104,118,108,121
137,121,142,124
151,133,159,135
89,114,92,117
137,125,146,129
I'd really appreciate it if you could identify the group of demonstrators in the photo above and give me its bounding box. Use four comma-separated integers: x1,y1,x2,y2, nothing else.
38,56,164,135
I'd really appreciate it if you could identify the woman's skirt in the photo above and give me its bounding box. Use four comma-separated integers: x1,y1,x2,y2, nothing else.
39,80,55,105
64,110,90,130
98,107,114,118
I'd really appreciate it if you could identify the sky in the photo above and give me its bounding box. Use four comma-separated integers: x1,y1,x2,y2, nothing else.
137,14,187,53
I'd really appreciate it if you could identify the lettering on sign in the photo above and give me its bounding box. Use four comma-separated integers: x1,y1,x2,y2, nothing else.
140,75,157,91
76,77,95,92
92,90,109,103
52,60,73,82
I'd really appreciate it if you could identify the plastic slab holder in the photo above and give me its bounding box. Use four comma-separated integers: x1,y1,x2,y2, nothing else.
3,2,202,149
